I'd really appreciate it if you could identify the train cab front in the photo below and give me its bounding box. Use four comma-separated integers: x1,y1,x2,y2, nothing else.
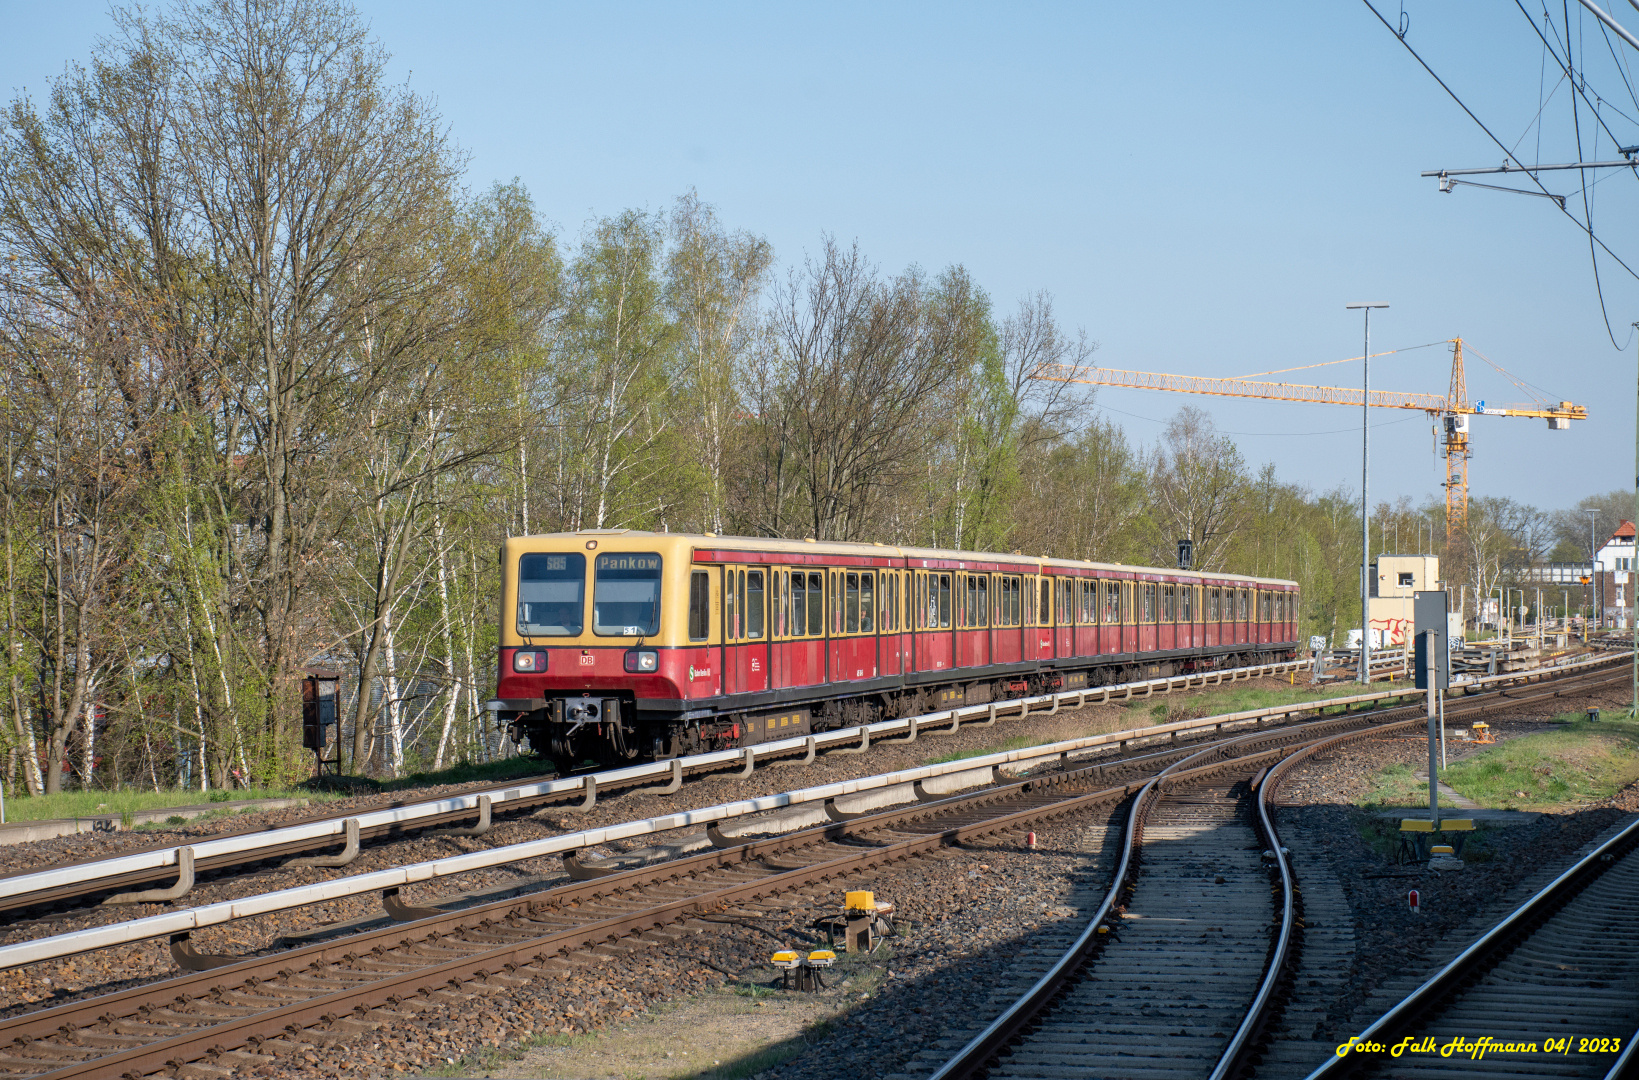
486,535,695,774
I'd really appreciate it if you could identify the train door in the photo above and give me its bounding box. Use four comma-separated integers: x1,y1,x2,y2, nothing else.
1235,587,1249,645
1098,579,1115,655
723,565,770,695
1137,581,1155,653
1159,584,1175,651
880,570,903,676
1180,583,1196,651
1204,586,1219,649
1035,577,1049,659
955,573,987,670
1054,577,1073,658
914,570,950,672
839,568,877,681
784,568,824,687
770,569,785,688
686,567,721,700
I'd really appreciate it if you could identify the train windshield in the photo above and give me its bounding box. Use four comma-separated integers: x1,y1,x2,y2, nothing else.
517,553,586,636
593,552,663,636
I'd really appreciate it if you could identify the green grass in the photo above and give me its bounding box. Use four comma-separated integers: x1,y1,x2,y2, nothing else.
924,680,1422,766
377,753,554,791
0,786,323,823
1358,762,1460,809
1438,714,1639,810
924,735,1042,765
1133,680,1417,727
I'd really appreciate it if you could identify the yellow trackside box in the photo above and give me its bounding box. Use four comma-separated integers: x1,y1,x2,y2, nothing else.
845,891,875,912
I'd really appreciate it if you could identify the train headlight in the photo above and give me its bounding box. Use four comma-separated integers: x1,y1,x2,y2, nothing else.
624,649,658,673
512,650,546,672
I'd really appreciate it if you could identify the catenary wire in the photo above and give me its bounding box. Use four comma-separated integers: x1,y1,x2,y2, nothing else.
1363,1,1639,332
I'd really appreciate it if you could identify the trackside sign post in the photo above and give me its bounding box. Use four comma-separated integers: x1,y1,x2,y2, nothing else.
1414,590,1450,827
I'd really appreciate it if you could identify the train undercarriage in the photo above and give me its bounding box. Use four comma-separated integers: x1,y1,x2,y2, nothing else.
507,646,1297,776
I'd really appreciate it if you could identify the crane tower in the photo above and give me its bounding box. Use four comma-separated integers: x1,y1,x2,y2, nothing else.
1031,338,1585,543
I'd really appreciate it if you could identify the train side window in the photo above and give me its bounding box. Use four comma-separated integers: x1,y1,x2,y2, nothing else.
746,571,765,639
1040,579,1050,624
937,573,952,628
1142,583,1155,623
689,571,709,641
845,572,860,634
736,570,748,639
1161,584,1174,622
724,570,737,640
792,573,807,637
1182,584,1194,622
808,572,824,636
860,572,875,633
772,571,783,637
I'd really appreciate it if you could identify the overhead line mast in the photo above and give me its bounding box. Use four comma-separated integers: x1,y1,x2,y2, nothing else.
1030,338,1587,543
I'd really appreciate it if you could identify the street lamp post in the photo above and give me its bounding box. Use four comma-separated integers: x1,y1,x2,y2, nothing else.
1588,509,1600,633
1348,302,1388,684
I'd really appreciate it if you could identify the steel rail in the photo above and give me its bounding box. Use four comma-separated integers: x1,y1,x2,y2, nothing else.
3,756,1168,1079
8,662,1619,1080
925,714,1323,1080
923,655,1634,1080
0,659,1344,916
3,652,1619,971
1303,817,1639,1080
0,675,1399,972
0,755,1172,1046
10,646,1611,919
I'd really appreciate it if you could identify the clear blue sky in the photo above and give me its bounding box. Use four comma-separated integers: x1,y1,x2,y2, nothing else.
5,1,1637,516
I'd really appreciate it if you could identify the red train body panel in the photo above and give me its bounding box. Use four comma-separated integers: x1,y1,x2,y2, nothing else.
489,532,1300,770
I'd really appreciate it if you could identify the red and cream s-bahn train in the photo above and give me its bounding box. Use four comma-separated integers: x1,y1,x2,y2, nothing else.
487,531,1300,773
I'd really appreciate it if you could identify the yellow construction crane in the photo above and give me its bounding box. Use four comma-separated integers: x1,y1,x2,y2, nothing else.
1031,338,1586,543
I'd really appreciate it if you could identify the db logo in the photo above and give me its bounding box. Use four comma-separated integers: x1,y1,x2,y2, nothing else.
579,654,595,667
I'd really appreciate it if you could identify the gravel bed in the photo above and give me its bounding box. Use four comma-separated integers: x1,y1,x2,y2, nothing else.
1271,678,1639,1043
0,675,1325,1016
195,808,1119,1079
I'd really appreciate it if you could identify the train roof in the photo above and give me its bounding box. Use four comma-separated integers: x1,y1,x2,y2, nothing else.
508,530,1296,589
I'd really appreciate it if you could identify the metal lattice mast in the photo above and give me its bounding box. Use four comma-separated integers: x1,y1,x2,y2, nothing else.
1443,338,1470,542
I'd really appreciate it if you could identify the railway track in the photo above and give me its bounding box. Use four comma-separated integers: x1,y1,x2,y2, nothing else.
0,684,1439,1080
1308,818,1639,1080
922,652,1636,1080
0,660,1313,921
0,654,1625,1080
6,646,1611,927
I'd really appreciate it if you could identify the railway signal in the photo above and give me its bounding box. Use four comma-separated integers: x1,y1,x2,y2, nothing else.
1408,888,1420,915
